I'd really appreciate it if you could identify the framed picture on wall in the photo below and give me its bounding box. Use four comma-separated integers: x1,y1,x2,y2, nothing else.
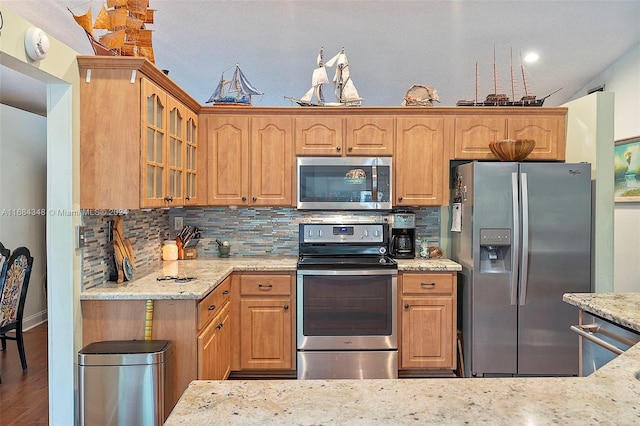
614,136,640,202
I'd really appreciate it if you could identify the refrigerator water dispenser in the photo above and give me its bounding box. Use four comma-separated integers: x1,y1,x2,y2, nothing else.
479,228,511,273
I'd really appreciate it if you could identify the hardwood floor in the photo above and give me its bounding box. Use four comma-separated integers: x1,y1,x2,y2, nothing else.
0,323,49,425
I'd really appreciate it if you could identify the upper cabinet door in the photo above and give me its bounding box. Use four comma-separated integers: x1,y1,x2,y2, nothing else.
507,116,565,160
294,116,344,156
453,116,507,159
345,116,394,156
184,110,201,205
166,96,186,206
206,115,250,205
250,116,294,206
395,117,446,206
140,78,168,208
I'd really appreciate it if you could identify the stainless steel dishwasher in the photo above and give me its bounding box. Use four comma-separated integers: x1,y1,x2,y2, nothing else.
78,340,174,426
571,312,640,376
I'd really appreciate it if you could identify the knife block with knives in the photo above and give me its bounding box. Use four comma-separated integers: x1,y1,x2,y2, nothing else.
176,225,200,259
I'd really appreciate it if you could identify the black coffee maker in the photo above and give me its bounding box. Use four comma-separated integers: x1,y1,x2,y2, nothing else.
388,211,416,259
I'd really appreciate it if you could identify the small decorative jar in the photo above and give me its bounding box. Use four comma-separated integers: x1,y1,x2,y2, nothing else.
419,238,430,258
162,240,178,261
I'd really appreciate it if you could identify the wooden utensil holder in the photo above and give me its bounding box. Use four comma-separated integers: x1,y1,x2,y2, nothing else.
176,238,197,260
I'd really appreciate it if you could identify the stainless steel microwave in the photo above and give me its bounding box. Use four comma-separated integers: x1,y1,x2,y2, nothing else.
297,157,392,210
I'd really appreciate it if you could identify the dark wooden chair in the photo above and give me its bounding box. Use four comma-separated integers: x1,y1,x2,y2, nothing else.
0,242,10,288
0,247,34,383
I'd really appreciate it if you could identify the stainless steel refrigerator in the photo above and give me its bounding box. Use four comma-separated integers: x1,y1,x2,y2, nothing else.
451,161,592,377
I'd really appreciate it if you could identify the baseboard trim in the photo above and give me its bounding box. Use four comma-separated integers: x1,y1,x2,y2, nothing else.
23,310,48,331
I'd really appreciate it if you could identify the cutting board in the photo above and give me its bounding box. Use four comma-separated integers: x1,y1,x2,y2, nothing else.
113,215,135,282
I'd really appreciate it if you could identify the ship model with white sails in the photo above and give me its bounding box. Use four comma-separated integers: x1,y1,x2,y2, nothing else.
286,47,362,107
457,49,560,107
68,0,155,63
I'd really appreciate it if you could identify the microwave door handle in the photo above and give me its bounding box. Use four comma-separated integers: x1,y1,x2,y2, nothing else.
372,164,378,202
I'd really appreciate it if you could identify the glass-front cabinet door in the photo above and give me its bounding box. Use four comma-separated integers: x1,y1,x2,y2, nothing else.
141,78,167,207
184,111,198,205
167,97,185,205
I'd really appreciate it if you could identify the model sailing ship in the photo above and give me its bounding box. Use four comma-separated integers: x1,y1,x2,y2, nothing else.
457,49,560,107
68,0,155,63
206,64,263,105
286,48,362,107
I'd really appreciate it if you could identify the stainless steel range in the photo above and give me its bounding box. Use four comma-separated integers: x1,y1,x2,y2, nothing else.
296,223,398,379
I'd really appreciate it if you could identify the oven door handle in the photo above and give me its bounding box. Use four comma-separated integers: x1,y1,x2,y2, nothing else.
570,324,625,356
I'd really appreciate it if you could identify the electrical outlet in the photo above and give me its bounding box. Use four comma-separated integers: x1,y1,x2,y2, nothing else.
76,226,86,248
174,216,184,231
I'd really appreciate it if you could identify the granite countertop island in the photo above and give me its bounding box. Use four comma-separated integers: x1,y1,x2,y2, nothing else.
164,292,640,425
80,257,461,300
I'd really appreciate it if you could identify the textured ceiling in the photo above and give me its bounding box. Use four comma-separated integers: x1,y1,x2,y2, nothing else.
2,1,640,115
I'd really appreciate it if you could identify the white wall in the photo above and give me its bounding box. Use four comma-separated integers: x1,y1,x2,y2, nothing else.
1,6,81,425
570,43,640,292
0,104,48,327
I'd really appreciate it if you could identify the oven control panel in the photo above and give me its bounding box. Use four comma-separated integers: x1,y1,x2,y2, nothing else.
300,223,385,243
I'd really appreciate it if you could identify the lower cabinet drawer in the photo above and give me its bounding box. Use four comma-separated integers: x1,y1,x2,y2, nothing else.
239,274,291,296
402,273,454,295
197,277,231,330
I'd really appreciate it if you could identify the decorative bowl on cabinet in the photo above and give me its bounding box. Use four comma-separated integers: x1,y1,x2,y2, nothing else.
489,139,536,161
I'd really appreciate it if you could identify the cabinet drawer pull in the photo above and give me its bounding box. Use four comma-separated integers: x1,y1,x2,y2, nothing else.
421,282,436,288
258,284,273,290
222,290,229,295
208,304,216,311
216,323,224,330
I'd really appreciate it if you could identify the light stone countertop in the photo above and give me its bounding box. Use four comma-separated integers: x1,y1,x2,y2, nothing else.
164,291,640,425
563,292,640,333
80,257,461,300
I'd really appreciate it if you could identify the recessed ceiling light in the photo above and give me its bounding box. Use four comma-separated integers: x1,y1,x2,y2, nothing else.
523,52,539,63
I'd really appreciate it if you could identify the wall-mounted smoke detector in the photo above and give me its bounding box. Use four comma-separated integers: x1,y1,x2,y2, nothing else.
24,27,50,61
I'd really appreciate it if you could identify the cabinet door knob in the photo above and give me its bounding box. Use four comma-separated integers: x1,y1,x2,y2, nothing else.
216,323,223,330
223,290,229,295
336,146,342,152
348,147,353,152
185,196,191,201
252,196,257,202
398,197,403,202
208,304,216,311
283,304,289,311
241,196,247,202
404,303,409,309
164,196,174,202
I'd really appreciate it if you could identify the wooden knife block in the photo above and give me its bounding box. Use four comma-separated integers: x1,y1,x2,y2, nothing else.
176,239,197,260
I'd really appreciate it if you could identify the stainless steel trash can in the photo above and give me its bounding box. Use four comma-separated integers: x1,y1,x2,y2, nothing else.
78,340,174,426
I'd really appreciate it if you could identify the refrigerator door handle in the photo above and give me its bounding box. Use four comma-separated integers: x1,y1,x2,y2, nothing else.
510,172,520,306
519,172,530,306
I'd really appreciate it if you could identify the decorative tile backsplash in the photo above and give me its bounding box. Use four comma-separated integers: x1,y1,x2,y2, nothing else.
82,207,440,289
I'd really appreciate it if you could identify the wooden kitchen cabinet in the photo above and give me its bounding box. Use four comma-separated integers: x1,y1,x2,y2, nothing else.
198,302,231,380
232,273,295,371
294,115,393,156
78,57,201,210
204,114,293,206
399,272,457,370
453,109,566,161
394,117,448,206
197,276,231,379
81,276,233,414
